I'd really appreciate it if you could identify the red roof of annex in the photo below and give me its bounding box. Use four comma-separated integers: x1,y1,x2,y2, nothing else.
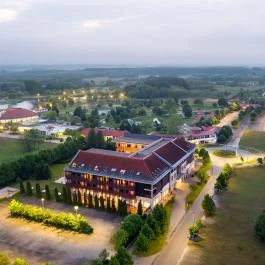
0,108,38,120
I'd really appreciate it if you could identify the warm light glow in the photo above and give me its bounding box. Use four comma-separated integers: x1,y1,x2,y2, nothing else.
37,93,40,97
73,90,76,94
41,198,44,202
74,205,79,210
49,103,53,108
119,92,125,98
63,91,66,95
58,96,61,100
110,94,113,99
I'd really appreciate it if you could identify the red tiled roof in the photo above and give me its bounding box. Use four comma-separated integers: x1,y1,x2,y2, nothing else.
70,149,169,179
155,141,187,165
81,128,125,138
0,108,38,120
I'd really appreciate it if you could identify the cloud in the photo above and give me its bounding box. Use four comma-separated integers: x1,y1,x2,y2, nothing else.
0,8,18,23
81,17,125,29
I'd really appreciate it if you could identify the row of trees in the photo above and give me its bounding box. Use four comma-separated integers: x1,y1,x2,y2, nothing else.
112,203,168,254
0,130,114,188
0,137,87,187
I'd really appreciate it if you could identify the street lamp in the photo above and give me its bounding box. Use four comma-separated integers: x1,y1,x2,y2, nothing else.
74,205,79,217
41,198,45,208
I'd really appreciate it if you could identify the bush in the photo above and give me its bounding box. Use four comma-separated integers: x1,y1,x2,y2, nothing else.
8,200,93,234
255,210,265,241
19,181,26,194
35,183,42,198
13,258,28,265
121,214,142,243
141,223,156,240
134,232,149,252
26,182,32,196
201,194,216,216
112,229,129,249
45,185,51,200
0,252,9,265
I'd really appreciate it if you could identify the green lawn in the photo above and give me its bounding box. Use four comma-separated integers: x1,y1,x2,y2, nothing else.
213,149,236,158
194,167,265,265
0,138,56,164
239,130,265,153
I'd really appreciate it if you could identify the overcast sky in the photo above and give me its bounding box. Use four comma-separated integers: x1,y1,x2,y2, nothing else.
0,0,264,65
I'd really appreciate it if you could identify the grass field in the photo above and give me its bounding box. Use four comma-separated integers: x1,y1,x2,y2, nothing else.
184,167,265,265
239,130,265,152
213,149,236,158
0,138,56,164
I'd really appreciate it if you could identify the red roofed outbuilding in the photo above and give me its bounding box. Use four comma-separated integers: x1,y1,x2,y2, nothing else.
0,108,38,124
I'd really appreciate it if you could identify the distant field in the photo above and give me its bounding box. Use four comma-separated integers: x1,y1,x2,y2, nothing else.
239,130,265,152
213,149,236,158
181,167,265,265
0,138,56,164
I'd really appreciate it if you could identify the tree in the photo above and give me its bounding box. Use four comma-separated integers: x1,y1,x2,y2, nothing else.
94,195,99,209
201,194,216,216
215,172,228,191
34,163,51,180
141,223,156,240
26,182,32,196
111,198,116,213
109,256,120,265
135,232,149,252
107,197,111,212
68,98,74,105
96,131,105,148
100,195,105,210
218,97,228,107
54,188,60,202
62,186,67,203
24,129,44,151
115,246,133,265
182,104,192,118
88,193,93,208
87,129,97,148
20,181,26,194
146,214,160,236
257,157,263,165
45,185,51,200
10,124,18,134
46,110,57,121
98,249,109,264
83,193,88,206
112,229,129,249
255,210,265,241
137,200,143,216
0,252,9,265
35,183,41,198
77,190,82,206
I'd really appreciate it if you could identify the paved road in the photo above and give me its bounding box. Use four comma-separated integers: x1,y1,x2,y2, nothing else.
151,111,249,265
153,154,224,265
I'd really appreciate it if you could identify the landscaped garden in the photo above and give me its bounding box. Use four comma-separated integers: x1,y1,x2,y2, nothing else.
213,149,236,158
184,166,265,265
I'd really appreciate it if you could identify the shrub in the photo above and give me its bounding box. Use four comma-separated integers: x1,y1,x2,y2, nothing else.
255,210,265,241
54,188,60,202
8,200,93,234
19,181,25,194
201,194,216,216
112,229,129,249
137,200,143,216
141,223,156,240
45,185,51,200
0,252,9,265
114,246,133,265
26,182,32,196
121,214,142,241
13,258,28,265
35,183,41,198
134,232,150,252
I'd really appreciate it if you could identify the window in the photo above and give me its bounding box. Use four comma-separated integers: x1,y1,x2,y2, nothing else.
127,144,131,147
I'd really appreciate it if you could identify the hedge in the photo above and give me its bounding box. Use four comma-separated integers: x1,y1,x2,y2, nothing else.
8,200,93,234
